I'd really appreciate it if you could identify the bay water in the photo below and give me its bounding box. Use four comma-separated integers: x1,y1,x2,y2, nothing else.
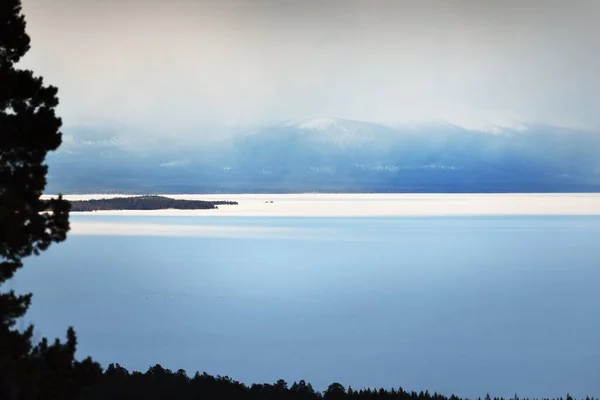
13,215,600,398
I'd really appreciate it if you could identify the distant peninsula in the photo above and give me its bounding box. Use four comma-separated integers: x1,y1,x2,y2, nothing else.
68,195,238,212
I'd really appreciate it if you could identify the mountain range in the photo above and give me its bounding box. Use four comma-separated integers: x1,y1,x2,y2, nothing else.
45,118,600,193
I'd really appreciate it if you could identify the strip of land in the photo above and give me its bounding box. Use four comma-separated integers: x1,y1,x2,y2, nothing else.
63,195,237,211
41,193,600,217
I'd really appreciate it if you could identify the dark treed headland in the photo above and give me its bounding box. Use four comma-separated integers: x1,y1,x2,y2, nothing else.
64,195,238,211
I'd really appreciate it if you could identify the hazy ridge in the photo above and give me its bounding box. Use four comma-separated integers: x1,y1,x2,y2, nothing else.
47,118,600,194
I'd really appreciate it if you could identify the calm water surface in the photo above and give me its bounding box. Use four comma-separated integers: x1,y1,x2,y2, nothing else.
14,216,600,398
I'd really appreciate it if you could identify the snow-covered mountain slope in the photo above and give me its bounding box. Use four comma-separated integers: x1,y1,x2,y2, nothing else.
46,118,600,193
242,117,398,151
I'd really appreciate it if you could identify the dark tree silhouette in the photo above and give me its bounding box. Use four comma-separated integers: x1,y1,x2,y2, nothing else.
66,195,238,211
325,383,347,400
0,1,101,398
77,364,592,400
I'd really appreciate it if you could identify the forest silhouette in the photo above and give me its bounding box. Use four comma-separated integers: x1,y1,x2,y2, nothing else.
66,196,237,211
78,364,592,400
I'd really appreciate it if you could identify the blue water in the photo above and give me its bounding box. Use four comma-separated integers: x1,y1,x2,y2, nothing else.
13,216,600,398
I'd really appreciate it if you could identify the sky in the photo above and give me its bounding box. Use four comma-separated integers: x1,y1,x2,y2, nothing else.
19,0,600,138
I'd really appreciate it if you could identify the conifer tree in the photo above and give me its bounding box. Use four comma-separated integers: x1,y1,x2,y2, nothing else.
0,1,100,398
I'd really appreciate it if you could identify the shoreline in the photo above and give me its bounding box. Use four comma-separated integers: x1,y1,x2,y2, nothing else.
40,193,600,217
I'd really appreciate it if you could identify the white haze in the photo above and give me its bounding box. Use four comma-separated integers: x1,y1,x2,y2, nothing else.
19,0,600,142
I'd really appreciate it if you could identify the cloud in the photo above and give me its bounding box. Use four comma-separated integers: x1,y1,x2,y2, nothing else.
18,0,600,137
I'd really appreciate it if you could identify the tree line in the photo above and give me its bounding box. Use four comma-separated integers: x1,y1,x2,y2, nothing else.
66,195,238,211
78,363,588,400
